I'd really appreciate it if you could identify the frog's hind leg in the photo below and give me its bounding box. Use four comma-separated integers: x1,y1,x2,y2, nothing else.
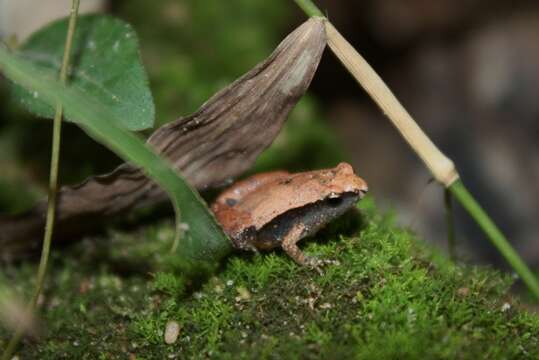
281,223,320,268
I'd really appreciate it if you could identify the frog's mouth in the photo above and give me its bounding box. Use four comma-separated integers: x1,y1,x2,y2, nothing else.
328,186,368,199
280,192,362,231
324,192,362,211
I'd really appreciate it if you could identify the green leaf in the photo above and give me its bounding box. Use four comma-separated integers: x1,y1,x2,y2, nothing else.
0,45,231,264
11,15,154,131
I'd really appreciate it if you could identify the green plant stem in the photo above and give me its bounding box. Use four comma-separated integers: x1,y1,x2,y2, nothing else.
449,180,539,298
32,0,80,307
445,189,456,261
1,1,80,358
293,0,324,17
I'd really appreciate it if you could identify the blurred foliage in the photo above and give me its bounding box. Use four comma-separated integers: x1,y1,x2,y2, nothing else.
113,0,292,122
0,0,344,215
0,41,232,264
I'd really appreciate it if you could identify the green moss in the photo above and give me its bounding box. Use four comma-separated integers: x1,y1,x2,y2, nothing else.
1,197,537,359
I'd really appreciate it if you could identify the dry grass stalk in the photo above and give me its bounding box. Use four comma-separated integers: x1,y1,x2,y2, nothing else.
324,20,459,187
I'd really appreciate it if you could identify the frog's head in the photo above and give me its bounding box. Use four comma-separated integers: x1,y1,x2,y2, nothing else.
325,162,368,199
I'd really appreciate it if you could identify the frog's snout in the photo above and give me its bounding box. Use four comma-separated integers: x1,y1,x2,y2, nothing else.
349,176,368,197
353,185,368,199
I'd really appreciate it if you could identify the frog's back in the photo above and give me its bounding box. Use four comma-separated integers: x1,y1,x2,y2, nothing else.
212,163,368,238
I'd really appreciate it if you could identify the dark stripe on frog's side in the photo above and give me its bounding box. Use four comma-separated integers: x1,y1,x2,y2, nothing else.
252,192,360,250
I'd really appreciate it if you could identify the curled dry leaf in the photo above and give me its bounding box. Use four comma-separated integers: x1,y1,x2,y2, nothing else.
0,18,327,261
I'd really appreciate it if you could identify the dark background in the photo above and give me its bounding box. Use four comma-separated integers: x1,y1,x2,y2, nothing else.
0,0,537,270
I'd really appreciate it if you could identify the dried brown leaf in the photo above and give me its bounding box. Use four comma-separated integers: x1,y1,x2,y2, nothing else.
0,18,326,261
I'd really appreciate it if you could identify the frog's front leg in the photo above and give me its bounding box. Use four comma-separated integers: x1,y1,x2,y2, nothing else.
281,223,321,268
232,227,260,253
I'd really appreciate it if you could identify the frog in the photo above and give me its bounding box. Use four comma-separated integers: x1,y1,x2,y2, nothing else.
211,162,368,267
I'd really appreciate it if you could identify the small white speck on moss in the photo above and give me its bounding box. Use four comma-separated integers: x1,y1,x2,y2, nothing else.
320,302,332,309
178,222,190,232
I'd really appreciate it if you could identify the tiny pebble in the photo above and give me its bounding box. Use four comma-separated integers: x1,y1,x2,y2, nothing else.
236,286,251,301
457,287,470,297
164,320,181,345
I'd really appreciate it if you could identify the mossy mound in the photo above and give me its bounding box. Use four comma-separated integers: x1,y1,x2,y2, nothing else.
1,198,538,359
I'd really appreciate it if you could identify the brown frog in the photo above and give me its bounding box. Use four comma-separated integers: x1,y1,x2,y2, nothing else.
211,162,368,267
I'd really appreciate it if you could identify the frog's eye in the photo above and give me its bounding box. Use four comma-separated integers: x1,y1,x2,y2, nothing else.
225,198,238,207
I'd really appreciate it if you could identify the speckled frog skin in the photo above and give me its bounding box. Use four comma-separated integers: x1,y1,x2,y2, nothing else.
211,163,368,267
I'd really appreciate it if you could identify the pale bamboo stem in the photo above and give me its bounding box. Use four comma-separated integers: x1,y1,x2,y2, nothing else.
324,21,459,187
